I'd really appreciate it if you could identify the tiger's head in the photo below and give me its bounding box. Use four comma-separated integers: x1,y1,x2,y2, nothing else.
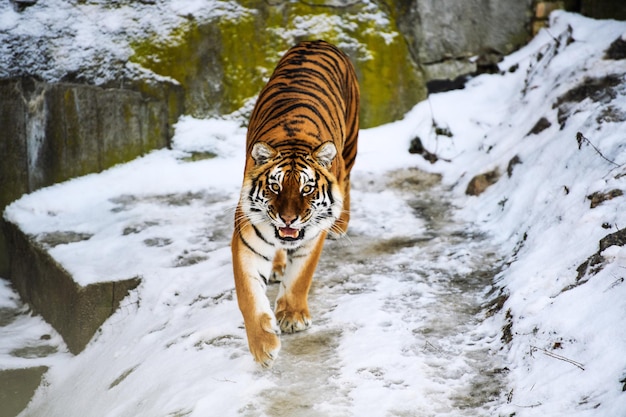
240,141,343,248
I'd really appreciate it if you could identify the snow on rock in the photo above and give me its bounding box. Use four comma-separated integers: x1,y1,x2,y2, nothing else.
0,0,247,83
2,10,626,417
406,11,626,416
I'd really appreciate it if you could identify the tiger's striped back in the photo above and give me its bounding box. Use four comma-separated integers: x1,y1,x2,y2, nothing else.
245,40,359,183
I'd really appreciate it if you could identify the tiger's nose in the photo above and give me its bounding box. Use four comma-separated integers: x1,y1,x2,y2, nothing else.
280,214,297,226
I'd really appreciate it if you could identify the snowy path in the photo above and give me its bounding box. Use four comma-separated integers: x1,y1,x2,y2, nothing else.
2,110,508,417
2,162,507,417
242,168,506,416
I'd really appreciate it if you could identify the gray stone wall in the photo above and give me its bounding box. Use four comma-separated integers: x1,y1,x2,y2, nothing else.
0,77,184,276
391,0,533,82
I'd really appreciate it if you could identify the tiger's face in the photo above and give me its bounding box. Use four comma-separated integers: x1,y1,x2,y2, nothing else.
241,141,343,248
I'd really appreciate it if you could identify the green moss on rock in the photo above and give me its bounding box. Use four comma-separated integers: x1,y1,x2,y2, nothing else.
217,14,287,115
129,2,426,128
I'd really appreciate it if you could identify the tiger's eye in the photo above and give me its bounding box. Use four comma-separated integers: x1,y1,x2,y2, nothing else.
270,183,281,193
302,185,313,194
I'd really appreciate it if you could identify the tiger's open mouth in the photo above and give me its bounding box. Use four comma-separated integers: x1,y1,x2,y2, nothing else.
277,226,304,241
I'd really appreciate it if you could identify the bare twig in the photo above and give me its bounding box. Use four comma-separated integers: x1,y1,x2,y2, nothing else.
530,345,585,371
604,276,624,292
576,132,620,167
426,96,440,154
212,377,237,383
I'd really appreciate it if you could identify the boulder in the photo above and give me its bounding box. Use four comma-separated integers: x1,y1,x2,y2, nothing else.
466,168,501,196
0,366,47,417
390,0,533,82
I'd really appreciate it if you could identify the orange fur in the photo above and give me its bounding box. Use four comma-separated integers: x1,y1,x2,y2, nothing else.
271,249,287,282
232,40,359,366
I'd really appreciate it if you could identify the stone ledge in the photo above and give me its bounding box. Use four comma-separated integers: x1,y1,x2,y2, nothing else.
0,76,184,276
3,220,140,354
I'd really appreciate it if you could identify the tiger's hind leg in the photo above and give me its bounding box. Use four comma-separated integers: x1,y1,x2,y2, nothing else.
329,178,351,238
274,232,326,333
270,249,287,282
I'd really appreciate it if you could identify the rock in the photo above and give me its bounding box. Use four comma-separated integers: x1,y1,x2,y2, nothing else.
1,1,539,129
555,75,621,107
527,117,551,135
9,0,37,12
605,36,626,60
599,227,626,252
587,189,623,208
426,74,471,94
408,136,439,163
0,76,184,274
466,169,501,196
130,2,425,128
507,155,522,177
554,75,622,128
0,77,182,197
580,0,626,21
391,0,533,83
3,220,141,354
574,228,626,284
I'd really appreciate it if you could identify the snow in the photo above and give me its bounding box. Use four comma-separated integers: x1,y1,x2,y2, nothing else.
1,8,626,417
0,0,249,83
0,0,392,84
0,280,68,370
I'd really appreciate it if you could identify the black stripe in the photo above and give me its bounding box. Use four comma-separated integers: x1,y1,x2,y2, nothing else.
253,224,274,247
247,40,358,175
239,231,272,262
294,161,309,171
272,141,314,152
259,102,335,139
266,70,344,124
250,62,346,133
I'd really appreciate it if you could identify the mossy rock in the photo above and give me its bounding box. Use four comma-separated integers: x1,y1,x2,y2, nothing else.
129,1,426,128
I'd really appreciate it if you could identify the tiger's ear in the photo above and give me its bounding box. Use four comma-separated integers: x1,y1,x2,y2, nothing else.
251,142,276,165
313,142,337,168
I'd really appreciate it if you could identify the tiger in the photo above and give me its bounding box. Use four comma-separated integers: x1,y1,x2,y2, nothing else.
231,40,359,367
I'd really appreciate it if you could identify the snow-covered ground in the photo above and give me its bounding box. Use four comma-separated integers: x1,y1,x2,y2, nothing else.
2,10,626,417
2,112,507,417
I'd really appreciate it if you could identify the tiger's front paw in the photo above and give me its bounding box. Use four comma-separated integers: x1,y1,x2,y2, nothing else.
246,313,281,368
275,307,312,333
